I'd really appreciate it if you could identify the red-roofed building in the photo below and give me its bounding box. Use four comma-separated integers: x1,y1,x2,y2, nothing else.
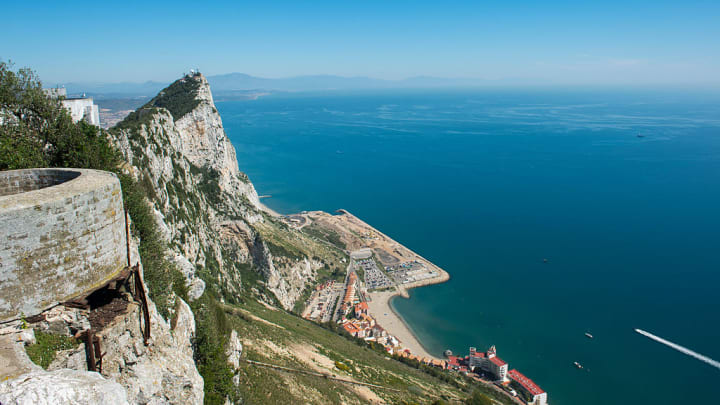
446,355,461,370
342,322,365,338
508,369,547,405
342,323,358,335
354,302,369,314
489,356,507,367
467,345,509,382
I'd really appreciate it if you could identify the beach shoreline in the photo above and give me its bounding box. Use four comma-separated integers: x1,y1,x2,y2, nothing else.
367,268,450,360
289,207,452,360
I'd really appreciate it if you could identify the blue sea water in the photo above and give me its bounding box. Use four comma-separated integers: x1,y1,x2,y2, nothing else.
217,88,720,405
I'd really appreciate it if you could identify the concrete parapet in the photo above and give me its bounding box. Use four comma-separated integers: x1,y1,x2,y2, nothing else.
0,168,127,322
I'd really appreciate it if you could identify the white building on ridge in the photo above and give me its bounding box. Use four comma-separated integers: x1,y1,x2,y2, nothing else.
43,87,100,126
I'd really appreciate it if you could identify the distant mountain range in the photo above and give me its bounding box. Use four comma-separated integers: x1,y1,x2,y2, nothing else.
52,73,529,98
206,73,505,91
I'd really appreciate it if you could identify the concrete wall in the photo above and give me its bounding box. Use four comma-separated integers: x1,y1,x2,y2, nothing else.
0,169,80,197
0,169,127,322
61,98,100,126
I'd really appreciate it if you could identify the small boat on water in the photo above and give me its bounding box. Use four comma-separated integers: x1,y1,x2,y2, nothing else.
637,132,645,138
574,361,583,369
585,332,594,339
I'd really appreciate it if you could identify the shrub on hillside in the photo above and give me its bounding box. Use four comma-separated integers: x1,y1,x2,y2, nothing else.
0,60,186,316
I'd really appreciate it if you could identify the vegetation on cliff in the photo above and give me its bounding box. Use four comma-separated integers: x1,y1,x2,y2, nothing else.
0,62,117,171
1,61,508,404
146,72,203,120
1,61,238,403
0,61,188,318
25,331,78,369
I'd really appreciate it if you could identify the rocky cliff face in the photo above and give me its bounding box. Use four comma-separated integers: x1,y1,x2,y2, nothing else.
0,235,203,405
111,73,343,309
1,73,349,405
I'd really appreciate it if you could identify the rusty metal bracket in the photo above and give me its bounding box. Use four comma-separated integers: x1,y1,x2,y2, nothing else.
124,208,151,345
131,265,151,345
84,330,104,373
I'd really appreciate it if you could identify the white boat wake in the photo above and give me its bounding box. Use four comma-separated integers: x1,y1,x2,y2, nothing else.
635,328,720,370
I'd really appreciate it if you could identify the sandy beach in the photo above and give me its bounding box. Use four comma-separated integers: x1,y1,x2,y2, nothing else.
367,290,437,359
292,208,452,360
365,258,450,359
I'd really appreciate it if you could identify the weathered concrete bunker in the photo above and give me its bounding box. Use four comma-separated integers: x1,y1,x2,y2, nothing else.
0,168,127,322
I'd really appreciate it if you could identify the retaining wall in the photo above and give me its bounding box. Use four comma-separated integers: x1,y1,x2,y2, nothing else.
0,168,127,322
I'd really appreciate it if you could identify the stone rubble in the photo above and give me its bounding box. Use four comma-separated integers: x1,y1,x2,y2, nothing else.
1,238,203,405
0,369,130,405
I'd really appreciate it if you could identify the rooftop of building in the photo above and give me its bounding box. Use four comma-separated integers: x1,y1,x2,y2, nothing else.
489,356,507,367
343,323,361,334
508,369,545,396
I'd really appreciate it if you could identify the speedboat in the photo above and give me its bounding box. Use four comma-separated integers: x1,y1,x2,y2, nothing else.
574,361,583,369
585,332,593,339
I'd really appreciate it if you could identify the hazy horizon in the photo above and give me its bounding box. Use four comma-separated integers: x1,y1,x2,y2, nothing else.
45,71,720,89
40,71,720,98
3,1,720,86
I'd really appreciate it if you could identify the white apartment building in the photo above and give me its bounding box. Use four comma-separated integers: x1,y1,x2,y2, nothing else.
508,369,547,405
44,87,100,126
468,346,509,382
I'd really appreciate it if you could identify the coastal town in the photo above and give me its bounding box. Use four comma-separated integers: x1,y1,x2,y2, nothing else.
298,210,548,405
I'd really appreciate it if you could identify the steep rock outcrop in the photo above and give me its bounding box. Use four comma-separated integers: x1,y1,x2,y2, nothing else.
0,233,204,405
111,73,335,309
60,238,202,404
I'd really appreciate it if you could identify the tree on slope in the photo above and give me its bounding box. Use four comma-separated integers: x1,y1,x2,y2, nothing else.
0,60,117,171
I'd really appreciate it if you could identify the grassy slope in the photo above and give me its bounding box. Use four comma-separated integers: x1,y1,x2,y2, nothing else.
246,215,516,404
225,298,468,404
253,214,350,312
1,64,505,405
90,73,510,404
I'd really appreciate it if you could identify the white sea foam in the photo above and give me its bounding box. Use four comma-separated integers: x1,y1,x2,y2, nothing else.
635,329,720,370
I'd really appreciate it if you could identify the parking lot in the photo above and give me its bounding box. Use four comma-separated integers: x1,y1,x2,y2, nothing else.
356,258,394,290
386,261,437,285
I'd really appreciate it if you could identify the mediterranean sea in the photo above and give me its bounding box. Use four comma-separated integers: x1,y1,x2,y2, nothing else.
217,88,720,405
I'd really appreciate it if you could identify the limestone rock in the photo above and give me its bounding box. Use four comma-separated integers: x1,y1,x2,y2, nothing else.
169,253,205,301
110,73,324,310
225,330,243,370
0,334,42,382
172,298,196,351
34,306,90,336
187,278,206,301
17,329,35,345
95,289,203,404
46,240,204,405
0,369,130,405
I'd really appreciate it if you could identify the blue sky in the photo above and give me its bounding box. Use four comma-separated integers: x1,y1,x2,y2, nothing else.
3,0,719,85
